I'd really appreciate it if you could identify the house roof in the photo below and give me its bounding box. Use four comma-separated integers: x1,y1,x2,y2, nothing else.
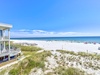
0,23,12,30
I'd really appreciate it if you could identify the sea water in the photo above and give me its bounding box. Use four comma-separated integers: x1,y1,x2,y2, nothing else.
11,36,100,43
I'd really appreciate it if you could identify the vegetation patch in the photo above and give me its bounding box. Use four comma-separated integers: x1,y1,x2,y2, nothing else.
57,50,100,60
0,69,6,75
54,66,85,75
57,50,76,55
9,50,52,75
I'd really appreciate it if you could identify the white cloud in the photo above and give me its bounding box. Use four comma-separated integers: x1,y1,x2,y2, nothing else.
10,29,97,38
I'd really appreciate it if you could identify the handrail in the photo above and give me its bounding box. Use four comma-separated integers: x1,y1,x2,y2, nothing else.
0,36,9,40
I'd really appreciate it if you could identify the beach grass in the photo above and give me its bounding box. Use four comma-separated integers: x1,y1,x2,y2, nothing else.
57,50,100,60
9,50,52,75
56,50,76,55
54,66,85,75
0,69,6,75
56,50,100,72
20,46,42,51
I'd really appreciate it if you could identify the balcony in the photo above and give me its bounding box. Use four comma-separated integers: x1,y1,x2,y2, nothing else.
0,48,21,63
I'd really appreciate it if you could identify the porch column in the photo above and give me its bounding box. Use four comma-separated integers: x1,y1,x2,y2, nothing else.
8,29,10,61
3,30,6,51
1,30,3,53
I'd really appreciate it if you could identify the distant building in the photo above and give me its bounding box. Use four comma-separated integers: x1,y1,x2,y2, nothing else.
0,23,21,63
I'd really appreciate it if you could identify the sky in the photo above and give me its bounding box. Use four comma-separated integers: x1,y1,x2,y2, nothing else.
0,0,100,37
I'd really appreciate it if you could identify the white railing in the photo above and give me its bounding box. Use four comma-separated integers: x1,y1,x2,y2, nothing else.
0,37,9,41
0,48,21,54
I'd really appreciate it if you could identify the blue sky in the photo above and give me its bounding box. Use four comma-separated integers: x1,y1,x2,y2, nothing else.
0,0,100,37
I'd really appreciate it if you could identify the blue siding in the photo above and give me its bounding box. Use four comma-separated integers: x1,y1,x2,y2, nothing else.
0,30,3,52
0,30,2,37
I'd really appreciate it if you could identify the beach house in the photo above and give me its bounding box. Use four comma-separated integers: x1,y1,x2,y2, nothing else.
0,23,21,63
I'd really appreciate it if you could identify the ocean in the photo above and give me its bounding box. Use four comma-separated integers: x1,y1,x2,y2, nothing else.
11,36,100,43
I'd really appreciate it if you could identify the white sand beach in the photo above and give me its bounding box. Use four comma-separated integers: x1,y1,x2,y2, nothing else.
12,40,100,54
6,40,100,75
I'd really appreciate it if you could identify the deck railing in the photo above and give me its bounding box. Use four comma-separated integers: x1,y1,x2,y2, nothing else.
0,48,21,54
0,36,9,41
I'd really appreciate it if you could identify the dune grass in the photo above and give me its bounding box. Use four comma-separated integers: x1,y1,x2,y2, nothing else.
56,50,100,71
54,66,85,75
45,64,86,75
56,50,76,55
20,46,42,51
9,50,52,75
0,69,6,75
57,50,100,60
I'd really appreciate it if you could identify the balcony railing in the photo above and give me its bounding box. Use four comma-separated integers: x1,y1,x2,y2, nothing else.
0,37,9,41
0,48,21,55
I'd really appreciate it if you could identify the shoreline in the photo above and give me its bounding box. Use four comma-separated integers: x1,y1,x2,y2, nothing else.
11,36,100,43
11,40,100,54
11,39,100,43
